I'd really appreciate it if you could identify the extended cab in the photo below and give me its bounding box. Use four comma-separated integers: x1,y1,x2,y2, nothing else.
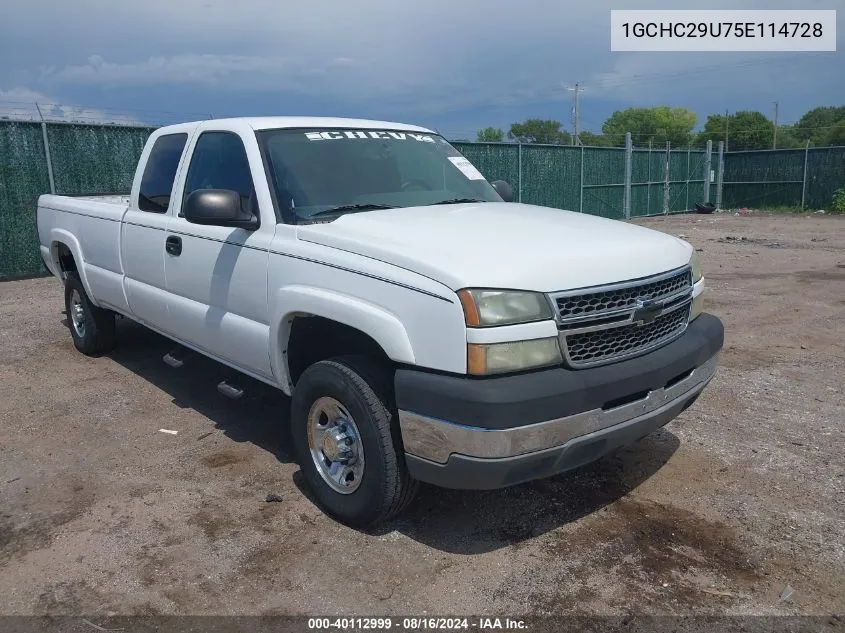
37,117,723,526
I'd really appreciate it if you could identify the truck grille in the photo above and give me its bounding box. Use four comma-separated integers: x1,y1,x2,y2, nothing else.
552,267,693,368
556,268,691,319
565,305,691,366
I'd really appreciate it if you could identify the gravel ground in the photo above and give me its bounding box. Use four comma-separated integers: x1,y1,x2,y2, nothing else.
0,214,843,617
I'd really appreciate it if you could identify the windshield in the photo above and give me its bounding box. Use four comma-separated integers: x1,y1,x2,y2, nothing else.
257,128,502,222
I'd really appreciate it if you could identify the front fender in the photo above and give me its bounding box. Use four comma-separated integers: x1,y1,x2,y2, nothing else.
270,285,416,393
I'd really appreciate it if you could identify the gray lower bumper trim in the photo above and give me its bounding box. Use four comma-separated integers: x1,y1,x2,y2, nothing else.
405,390,700,490
399,353,718,464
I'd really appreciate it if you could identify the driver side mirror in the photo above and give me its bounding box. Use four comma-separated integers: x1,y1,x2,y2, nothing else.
184,189,259,230
492,180,514,203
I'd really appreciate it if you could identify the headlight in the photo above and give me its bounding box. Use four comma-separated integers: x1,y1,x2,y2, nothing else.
467,337,562,375
690,251,703,283
457,289,553,327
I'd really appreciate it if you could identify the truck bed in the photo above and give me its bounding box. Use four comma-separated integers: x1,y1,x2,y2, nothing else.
37,193,131,313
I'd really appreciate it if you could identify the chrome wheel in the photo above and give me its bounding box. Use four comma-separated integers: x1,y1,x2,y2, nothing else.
307,397,365,494
69,289,86,338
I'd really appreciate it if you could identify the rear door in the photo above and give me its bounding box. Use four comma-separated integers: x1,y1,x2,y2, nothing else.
163,126,275,379
122,129,191,330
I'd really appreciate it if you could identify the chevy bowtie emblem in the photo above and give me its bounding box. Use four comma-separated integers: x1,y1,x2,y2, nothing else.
632,298,662,325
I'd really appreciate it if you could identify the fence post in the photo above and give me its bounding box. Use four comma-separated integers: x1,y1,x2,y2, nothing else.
579,144,584,213
716,141,724,209
647,140,652,215
663,141,671,215
623,132,632,219
685,145,691,211
801,139,809,210
35,103,56,195
703,139,712,204
517,143,523,203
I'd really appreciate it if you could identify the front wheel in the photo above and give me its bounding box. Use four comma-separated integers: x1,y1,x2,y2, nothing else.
290,357,418,527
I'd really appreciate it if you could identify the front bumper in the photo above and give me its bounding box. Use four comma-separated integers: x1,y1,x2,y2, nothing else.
395,312,723,489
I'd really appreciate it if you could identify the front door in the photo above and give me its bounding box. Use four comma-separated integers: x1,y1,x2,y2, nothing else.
163,130,273,379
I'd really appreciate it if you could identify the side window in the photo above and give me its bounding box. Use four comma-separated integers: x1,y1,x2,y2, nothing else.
181,132,255,215
138,133,188,212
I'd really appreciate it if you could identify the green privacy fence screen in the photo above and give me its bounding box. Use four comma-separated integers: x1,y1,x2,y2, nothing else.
1,119,844,278
0,121,155,278
1,121,52,280
721,146,845,210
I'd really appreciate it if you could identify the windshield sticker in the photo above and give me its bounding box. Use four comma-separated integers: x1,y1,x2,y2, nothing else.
304,130,435,142
448,156,485,180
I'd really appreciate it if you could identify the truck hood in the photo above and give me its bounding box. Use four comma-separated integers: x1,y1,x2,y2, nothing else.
296,202,693,292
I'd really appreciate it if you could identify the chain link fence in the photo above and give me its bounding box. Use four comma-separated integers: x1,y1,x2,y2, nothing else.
453,137,715,220
2,119,844,279
721,146,845,210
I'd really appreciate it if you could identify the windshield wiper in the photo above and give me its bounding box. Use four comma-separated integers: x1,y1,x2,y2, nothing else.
431,198,485,205
307,203,396,219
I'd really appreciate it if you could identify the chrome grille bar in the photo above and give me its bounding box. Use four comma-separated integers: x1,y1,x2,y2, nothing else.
549,266,694,368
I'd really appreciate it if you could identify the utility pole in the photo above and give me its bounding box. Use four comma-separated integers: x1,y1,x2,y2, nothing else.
724,109,729,152
772,101,779,149
565,82,583,146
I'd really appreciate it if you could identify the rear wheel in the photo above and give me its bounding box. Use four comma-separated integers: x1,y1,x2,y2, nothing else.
64,273,116,355
291,357,418,527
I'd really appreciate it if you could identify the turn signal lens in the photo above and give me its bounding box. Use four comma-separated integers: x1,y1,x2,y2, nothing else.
457,289,552,327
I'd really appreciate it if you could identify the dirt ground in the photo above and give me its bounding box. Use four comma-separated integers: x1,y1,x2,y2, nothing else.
1,214,843,617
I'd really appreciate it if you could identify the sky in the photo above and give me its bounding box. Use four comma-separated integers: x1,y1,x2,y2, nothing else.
0,0,843,139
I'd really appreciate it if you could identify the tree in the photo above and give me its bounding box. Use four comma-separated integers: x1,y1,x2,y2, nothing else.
602,106,696,147
695,113,729,148
476,127,504,142
729,111,775,151
696,111,774,151
773,124,803,149
794,106,845,146
508,119,570,144
578,131,615,147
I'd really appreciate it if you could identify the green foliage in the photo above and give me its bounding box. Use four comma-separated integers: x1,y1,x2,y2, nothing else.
601,106,696,147
476,127,505,142
824,121,845,147
579,131,615,147
832,187,845,214
795,106,845,146
773,125,804,150
696,111,774,151
508,119,570,145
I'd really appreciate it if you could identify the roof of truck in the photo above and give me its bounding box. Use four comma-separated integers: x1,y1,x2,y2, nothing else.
173,116,436,134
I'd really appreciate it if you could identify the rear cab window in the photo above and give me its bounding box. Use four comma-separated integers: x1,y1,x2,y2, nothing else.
138,133,188,212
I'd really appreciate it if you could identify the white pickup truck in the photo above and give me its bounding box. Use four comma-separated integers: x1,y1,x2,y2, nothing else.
37,117,723,526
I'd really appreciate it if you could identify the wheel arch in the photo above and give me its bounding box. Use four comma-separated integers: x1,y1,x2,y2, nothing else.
270,286,416,394
48,230,101,307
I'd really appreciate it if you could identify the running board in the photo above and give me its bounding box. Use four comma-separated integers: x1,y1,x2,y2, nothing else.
163,347,190,368
217,381,244,400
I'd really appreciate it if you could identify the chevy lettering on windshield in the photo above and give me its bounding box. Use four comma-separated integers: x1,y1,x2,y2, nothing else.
304,130,437,142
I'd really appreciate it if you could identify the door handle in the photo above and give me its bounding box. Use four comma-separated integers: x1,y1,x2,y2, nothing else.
165,235,182,256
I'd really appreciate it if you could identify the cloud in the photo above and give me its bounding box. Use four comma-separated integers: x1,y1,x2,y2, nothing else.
0,87,140,124
1,0,842,127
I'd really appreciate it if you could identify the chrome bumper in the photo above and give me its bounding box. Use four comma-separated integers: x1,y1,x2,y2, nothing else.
398,353,718,464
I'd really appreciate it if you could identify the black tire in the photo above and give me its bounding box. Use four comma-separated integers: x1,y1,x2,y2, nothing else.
64,273,117,356
291,356,418,527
